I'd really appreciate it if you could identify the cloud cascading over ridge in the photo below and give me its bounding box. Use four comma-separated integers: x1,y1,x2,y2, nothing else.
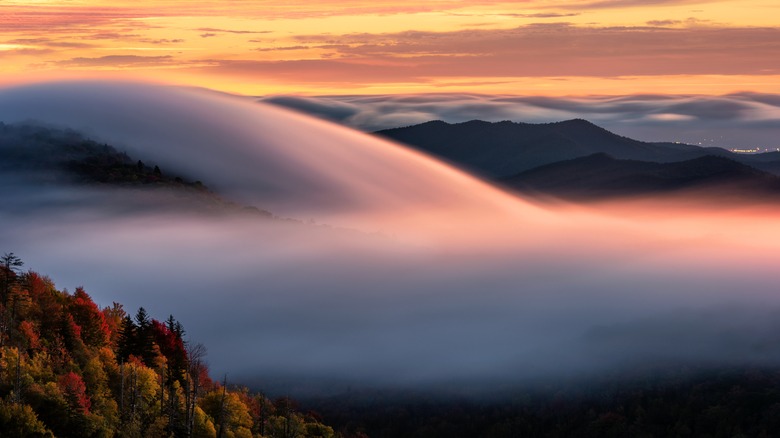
3,82,780,395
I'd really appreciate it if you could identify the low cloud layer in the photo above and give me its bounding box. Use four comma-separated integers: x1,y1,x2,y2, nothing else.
3,82,780,396
261,92,780,150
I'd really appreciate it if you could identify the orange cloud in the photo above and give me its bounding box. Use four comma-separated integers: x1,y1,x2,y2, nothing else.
0,6,157,32
1,1,778,96
197,24,780,83
560,0,711,9
57,55,176,68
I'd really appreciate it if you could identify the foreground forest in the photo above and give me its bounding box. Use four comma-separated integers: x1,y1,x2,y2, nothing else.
0,253,335,438
304,366,780,438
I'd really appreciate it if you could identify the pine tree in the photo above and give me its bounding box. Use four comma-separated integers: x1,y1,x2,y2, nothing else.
0,252,23,303
134,307,156,366
117,315,136,362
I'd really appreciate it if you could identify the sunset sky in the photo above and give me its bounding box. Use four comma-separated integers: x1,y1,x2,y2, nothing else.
1,0,779,96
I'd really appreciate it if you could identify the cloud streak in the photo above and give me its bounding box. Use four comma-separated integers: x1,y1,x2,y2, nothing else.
288,24,780,76
195,27,272,35
57,54,175,67
6,38,95,49
566,0,710,9
0,5,161,33
183,23,780,93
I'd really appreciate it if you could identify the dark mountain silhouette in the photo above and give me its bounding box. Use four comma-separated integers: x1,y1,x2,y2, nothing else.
0,122,205,188
502,153,780,200
376,119,780,178
0,122,272,216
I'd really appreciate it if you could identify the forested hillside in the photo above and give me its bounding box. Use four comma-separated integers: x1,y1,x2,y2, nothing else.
0,122,272,216
0,253,335,438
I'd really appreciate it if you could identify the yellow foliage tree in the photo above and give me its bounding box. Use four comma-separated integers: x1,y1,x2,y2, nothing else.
200,388,253,438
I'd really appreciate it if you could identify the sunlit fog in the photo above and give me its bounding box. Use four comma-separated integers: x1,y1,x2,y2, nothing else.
2,81,780,395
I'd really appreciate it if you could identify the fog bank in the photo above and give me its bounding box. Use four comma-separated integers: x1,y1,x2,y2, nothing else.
2,82,780,395
261,93,780,151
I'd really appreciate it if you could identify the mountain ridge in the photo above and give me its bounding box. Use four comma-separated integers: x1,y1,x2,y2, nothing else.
376,118,780,201
0,122,273,217
376,118,707,178
502,153,780,200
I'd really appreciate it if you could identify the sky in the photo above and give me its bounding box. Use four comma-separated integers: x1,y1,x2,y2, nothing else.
1,0,780,96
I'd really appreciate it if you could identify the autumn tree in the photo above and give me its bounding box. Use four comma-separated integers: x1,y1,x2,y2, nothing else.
186,342,209,437
152,315,188,434
57,312,86,360
118,357,161,434
0,397,53,437
70,287,110,348
23,272,64,348
201,385,253,438
0,252,23,303
58,372,91,415
153,315,187,384
102,302,127,347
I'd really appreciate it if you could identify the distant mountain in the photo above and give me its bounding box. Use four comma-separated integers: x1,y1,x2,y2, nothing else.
0,122,202,188
0,122,272,216
502,153,780,200
376,119,780,178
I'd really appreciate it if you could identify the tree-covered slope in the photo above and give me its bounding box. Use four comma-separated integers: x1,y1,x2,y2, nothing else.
0,122,271,216
0,253,335,438
375,119,703,178
501,153,780,200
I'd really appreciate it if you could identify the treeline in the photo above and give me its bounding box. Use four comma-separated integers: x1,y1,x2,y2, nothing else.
311,369,780,438
0,121,200,188
0,253,335,438
0,122,272,216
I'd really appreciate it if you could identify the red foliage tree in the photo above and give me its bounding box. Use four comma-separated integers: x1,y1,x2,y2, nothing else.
58,371,91,414
24,272,65,344
18,320,40,350
152,317,188,382
70,287,110,347
151,320,178,357
24,272,49,301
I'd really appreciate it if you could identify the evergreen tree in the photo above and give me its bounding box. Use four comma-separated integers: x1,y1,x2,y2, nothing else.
117,315,136,362
133,308,156,367
0,252,23,303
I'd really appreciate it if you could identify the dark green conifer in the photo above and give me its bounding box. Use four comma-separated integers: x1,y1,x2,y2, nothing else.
117,315,136,362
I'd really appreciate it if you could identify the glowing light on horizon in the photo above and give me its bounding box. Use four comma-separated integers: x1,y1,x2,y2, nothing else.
0,0,778,96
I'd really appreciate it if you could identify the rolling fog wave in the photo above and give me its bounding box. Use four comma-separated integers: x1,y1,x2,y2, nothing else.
2,81,780,394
